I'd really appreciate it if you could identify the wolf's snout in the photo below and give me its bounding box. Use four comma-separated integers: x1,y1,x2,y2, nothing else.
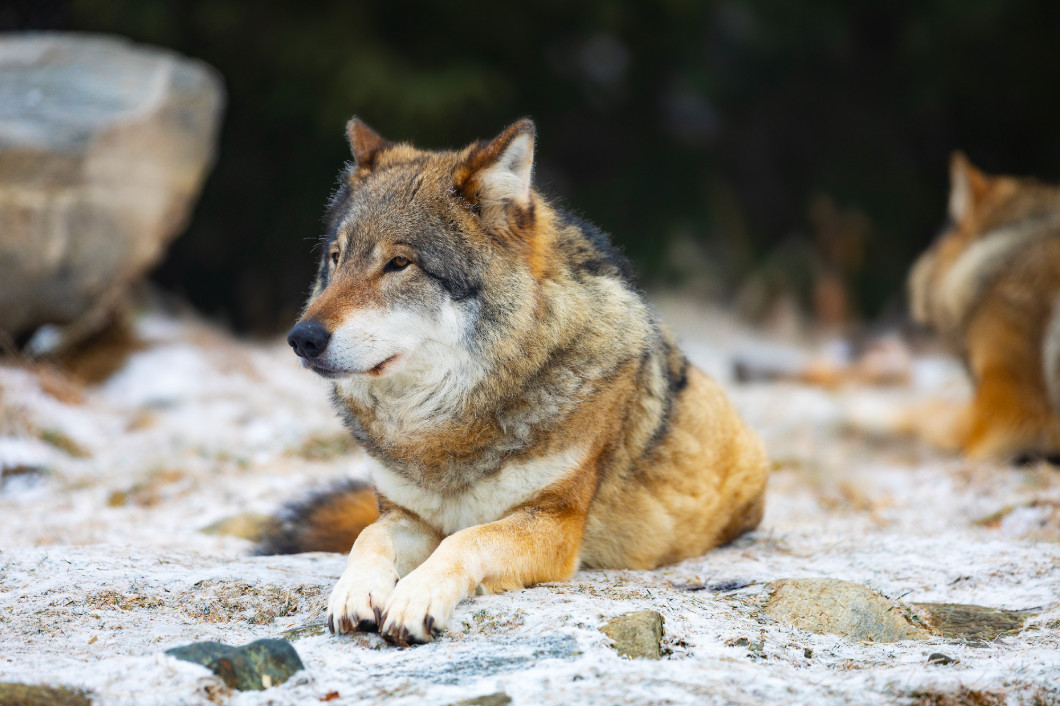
287,320,331,359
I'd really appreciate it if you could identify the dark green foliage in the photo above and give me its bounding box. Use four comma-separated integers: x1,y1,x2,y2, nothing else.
8,0,1060,329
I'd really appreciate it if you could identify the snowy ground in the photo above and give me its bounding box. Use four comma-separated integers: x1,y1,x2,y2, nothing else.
1,297,1058,705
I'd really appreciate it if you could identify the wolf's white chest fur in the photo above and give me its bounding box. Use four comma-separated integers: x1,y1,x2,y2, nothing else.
370,447,586,536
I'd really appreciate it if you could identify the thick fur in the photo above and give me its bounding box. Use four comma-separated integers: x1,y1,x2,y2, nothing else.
286,117,769,645
907,152,1060,461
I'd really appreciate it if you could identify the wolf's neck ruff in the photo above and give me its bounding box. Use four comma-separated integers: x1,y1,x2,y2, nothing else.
936,215,1060,344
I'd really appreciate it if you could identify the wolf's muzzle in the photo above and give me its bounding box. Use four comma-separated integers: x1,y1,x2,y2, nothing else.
287,319,331,360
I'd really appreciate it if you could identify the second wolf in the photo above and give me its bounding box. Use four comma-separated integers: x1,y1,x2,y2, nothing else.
283,117,768,644
909,153,1060,461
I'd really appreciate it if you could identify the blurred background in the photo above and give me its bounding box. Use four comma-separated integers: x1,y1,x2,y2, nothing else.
5,0,1060,335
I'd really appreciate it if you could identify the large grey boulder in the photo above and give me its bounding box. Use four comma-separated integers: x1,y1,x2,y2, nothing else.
0,33,223,347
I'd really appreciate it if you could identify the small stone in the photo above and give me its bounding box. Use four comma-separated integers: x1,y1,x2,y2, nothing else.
0,683,91,706
927,652,958,666
912,603,1034,642
166,638,304,691
280,618,329,641
453,694,513,706
600,610,664,660
764,578,928,643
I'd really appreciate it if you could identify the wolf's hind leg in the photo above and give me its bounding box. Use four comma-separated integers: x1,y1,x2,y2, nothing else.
328,508,440,635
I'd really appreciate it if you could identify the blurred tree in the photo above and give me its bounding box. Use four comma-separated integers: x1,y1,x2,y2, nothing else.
6,0,1059,332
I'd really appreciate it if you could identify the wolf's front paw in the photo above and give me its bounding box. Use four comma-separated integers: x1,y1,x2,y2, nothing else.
327,560,398,635
380,567,465,646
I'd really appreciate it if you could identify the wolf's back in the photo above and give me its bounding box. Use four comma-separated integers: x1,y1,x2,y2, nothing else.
257,479,379,555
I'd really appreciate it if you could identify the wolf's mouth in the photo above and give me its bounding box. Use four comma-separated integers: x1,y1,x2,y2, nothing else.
302,360,347,379
364,354,400,377
303,354,401,379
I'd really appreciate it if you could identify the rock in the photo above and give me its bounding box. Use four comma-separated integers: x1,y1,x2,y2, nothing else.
386,635,579,685
912,603,1034,642
764,578,928,643
280,617,329,641
0,33,223,348
600,610,664,660
0,683,91,705
907,687,1006,705
726,636,765,658
453,694,513,706
166,638,304,691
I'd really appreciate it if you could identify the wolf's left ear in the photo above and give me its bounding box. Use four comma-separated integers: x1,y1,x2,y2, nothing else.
948,151,990,223
347,117,392,169
454,119,536,211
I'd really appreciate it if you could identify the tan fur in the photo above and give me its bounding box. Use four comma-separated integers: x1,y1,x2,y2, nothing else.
907,152,1060,461
288,118,769,644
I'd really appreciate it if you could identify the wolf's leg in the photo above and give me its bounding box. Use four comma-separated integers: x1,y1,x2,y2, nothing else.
963,369,1053,462
379,502,586,645
327,507,440,635
895,398,972,453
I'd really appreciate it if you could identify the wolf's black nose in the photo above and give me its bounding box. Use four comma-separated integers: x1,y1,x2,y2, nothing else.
287,320,331,360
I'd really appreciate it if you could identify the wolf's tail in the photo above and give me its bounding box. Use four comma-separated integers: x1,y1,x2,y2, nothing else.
256,479,379,555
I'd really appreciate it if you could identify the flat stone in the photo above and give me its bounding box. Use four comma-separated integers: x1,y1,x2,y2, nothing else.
279,617,329,641
764,578,928,643
926,652,959,666
166,638,304,691
386,635,579,685
600,610,664,660
453,694,512,706
0,683,91,705
0,32,223,347
912,603,1035,642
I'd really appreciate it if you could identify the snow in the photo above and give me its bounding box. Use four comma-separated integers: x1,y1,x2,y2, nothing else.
1,299,1058,705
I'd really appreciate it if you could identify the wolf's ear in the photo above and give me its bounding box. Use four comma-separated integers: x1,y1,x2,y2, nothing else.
948,151,990,223
346,117,392,169
454,119,536,211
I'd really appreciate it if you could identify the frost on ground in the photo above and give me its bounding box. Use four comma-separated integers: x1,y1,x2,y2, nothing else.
1,298,1058,705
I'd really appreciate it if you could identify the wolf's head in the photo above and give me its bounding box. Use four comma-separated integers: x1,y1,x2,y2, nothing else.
909,152,1060,338
287,118,542,389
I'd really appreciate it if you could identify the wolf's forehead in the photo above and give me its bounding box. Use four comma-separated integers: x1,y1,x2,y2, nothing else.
334,172,450,250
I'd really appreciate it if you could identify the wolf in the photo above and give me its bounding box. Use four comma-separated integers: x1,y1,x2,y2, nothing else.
284,117,769,645
908,152,1060,461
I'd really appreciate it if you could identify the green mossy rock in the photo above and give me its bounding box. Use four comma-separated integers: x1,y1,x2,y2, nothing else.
166,637,304,691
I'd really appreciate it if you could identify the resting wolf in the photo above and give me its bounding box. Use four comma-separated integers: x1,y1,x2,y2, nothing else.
285,118,769,645
908,152,1060,461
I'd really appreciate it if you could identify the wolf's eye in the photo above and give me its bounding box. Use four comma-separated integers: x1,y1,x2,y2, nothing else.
385,256,410,273
330,251,339,266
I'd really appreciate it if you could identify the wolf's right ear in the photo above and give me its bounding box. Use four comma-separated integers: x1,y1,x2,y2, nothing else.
346,118,392,169
948,151,989,223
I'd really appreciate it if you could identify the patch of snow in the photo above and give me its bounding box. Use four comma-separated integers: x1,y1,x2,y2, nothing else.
0,301,1057,705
